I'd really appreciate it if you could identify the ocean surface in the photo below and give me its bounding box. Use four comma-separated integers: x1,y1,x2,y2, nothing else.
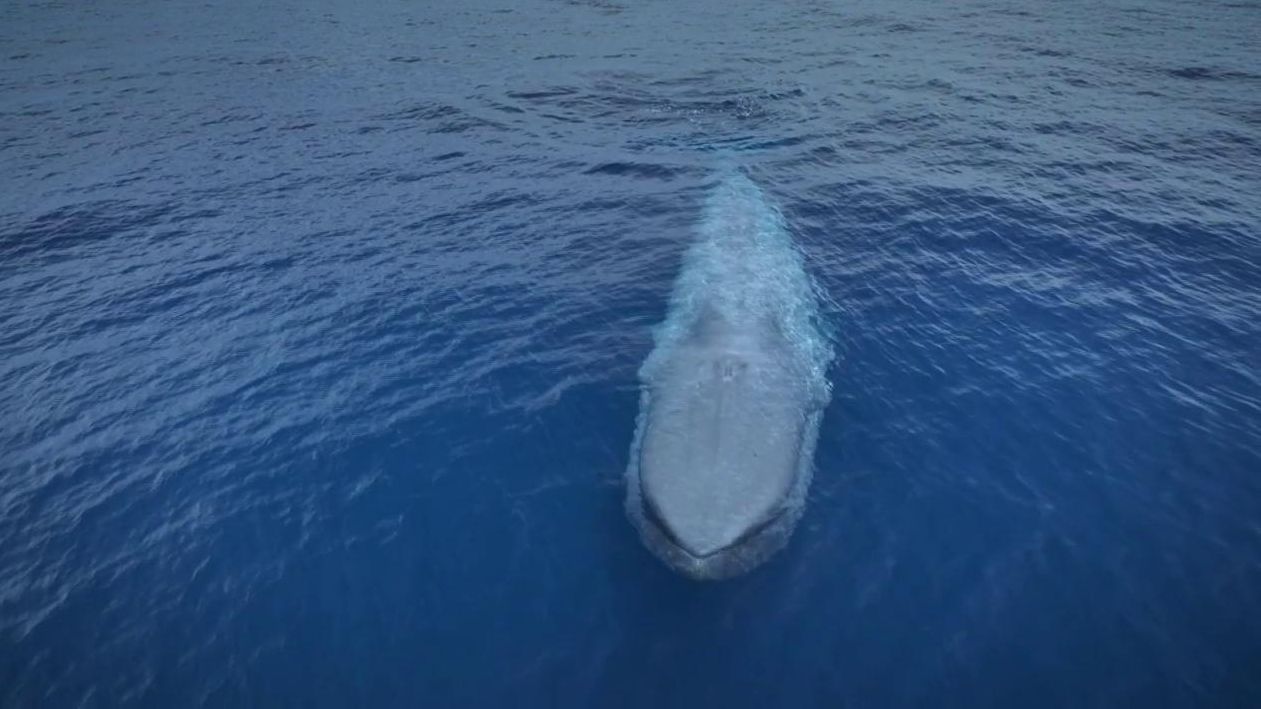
2,0,1259,706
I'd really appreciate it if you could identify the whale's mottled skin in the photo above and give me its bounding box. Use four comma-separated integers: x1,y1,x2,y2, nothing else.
626,173,831,580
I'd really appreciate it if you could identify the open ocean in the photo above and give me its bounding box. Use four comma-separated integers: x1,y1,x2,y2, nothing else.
2,0,1260,706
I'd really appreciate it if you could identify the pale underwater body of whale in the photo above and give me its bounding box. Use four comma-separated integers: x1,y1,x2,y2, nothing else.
626,173,832,580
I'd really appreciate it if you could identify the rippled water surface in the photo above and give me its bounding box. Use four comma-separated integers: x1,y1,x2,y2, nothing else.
2,0,1260,706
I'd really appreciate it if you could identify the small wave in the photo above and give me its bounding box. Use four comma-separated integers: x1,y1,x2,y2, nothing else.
581,162,682,180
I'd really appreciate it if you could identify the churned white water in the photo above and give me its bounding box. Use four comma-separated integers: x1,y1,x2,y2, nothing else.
642,173,833,395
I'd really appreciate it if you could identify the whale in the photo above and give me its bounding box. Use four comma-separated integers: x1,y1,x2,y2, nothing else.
626,172,832,580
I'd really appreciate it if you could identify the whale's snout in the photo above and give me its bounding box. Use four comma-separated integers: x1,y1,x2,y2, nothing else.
642,485,788,561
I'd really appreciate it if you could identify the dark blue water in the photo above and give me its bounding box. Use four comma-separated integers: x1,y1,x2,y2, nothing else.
2,0,1259,706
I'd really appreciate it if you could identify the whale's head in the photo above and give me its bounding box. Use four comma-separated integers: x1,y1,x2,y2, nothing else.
634,328,811,573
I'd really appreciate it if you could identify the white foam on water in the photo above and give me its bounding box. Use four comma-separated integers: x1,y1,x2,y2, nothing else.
642,172,832,394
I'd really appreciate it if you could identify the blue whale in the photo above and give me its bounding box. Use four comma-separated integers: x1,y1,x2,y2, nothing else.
626,173,832,579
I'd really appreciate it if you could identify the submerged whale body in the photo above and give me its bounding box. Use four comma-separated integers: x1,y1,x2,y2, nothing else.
626,173,832,580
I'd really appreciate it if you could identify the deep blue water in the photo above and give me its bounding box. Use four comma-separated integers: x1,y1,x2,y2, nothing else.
2,0,1260,706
